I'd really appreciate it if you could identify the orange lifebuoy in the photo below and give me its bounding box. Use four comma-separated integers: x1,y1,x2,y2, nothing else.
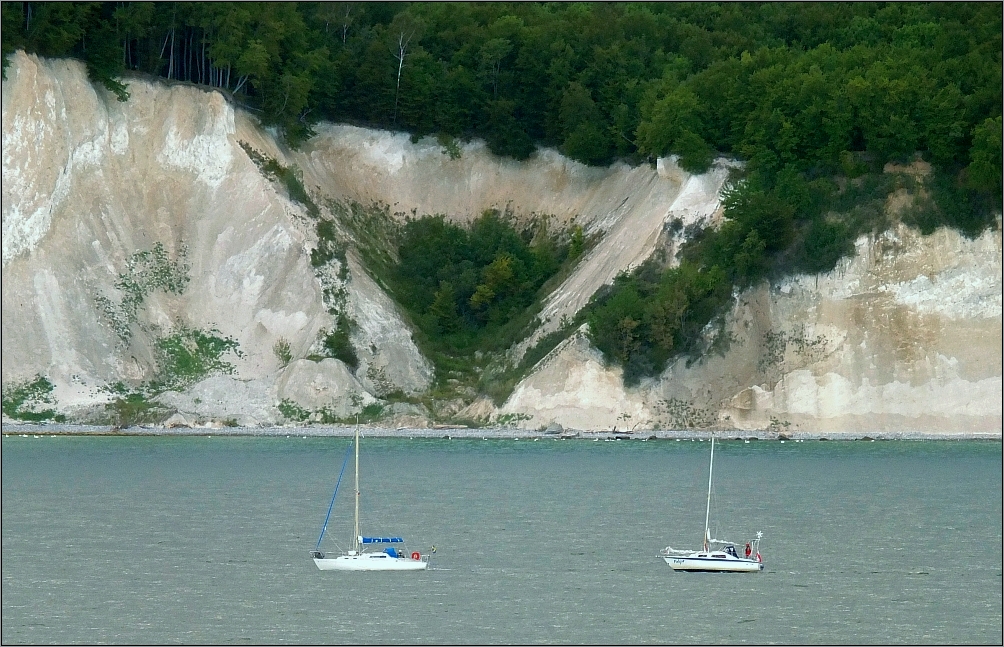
411,551,421,560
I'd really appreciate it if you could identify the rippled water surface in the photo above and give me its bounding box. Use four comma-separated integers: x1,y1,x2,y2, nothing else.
2,434,1001,644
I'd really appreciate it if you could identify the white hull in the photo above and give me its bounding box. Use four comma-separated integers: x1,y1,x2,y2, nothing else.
663,553,763,572
313,552,428,571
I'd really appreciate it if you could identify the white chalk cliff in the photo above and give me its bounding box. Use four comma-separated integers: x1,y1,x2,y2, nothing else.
3,53,1001,434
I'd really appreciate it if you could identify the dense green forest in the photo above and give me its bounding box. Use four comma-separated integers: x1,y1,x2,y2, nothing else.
385,211,582,393
3,3,999,182
392,212,574,347
3,2,1001,388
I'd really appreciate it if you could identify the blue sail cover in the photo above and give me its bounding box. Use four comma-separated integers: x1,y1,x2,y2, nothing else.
360,537,404,543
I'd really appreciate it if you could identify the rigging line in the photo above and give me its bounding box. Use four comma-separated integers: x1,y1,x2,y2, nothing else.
315,442,354,551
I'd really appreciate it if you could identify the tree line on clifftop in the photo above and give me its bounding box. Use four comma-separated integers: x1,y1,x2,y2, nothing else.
3,2,1001,387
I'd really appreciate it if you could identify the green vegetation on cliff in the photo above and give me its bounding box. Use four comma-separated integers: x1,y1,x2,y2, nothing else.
1,375,65,422
95,242,190,342
102,327,243,426
330,202,584,400
391,211,574,352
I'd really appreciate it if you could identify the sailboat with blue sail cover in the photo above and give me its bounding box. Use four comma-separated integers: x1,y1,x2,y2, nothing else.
311,425,428,571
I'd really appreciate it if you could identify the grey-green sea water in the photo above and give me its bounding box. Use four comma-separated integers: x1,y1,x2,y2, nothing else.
2,434,1001,644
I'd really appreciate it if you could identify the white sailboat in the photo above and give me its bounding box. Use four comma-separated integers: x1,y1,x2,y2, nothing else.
660,435,763,572
311,424,429,571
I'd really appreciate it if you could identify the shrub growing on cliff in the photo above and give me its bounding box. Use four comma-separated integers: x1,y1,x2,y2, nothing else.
278,399,310,422
103,391,168,427
273,338,293,367
276,399,384,424
239,143,319,217
320,313,359,370
586,261,729,386
310,219,347,273
95,243,190,342
150,327,242,392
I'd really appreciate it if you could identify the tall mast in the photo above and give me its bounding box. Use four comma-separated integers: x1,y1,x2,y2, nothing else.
353,421,361,554
704,435,714,551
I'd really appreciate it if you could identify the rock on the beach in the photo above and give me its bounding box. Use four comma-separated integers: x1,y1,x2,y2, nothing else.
276,358,376,418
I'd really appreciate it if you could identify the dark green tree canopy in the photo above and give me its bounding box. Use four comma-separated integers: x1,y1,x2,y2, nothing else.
2,2,998,175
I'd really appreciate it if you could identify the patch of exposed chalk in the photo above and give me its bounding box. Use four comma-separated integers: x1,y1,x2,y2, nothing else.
156,93,235,188
215,224,294,306
502,333,650,429
359,129,410,174
884,270,1002,319
775,369,1002,418
254,309,310,338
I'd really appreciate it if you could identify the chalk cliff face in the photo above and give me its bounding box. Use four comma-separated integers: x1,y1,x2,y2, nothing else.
3,53,1001,434
503,224,1002,435
1,52,429,424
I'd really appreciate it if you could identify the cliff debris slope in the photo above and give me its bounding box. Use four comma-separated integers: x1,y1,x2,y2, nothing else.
3,52,1001,434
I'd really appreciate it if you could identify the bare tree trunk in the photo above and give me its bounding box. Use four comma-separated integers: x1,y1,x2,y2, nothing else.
393,31,412,125
342,5,352,43
279,87,290,115
167,28,175,79
159,31,170,66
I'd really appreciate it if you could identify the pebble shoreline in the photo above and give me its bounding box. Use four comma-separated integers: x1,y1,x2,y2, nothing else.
2,422,1000,441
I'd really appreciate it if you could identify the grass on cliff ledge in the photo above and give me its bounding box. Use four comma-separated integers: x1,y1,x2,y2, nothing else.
1,375,66,422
